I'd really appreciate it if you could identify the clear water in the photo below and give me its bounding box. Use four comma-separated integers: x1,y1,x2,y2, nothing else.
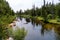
15,17,60,40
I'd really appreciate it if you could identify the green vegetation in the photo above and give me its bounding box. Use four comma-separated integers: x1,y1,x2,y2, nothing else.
13,27,26,40
0,0,26,40
16,0,60,24
0,0,16,40
8,27,26,40
0,0,60,40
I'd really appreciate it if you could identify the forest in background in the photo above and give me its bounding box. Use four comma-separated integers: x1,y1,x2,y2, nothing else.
17,0,60,24
0,0,60,40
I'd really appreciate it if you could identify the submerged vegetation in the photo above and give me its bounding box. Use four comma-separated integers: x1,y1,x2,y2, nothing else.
17,0,60,24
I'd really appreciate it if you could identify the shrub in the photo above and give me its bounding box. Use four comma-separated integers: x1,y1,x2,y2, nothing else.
8,27,26,40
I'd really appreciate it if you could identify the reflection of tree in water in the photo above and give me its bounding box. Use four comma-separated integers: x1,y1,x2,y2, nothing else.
31,18,36,28
54,25,60,40
31,18,40,27
35,20,39,26
35,19,41,26
19,16,22,21
41,24,60,40
41,25,45,35
41,23,54,35
55,34,60,40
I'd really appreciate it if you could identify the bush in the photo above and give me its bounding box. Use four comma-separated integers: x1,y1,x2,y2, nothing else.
47,14,52,20
8,27,26,40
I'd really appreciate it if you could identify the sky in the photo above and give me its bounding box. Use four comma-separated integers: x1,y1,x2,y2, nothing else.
6,0,60,12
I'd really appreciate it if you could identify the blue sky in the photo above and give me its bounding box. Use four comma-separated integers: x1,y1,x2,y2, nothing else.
6,0,60,12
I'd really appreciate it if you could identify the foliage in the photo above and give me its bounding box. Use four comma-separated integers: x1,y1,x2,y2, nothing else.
13,28,26,40
8,27,26,40
0,0,15,40
16,0,60,24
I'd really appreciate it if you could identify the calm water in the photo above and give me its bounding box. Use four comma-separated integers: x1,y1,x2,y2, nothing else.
15,17,60,40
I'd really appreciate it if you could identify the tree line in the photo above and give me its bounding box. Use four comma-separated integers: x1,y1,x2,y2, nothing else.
17,0,60,21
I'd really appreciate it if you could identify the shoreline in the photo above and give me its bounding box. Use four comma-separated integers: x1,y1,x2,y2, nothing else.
20,15,60,25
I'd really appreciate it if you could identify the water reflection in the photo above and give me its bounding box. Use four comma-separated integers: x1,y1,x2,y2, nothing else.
31,18,39,27
54,25,60,40
16,17,60,40
31,18,36,28
19,16,22,21
41,25,45,35
42,24,60,40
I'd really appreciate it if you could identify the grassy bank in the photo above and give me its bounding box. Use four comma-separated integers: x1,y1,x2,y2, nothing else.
8,27,26,40
0,15,16,39
20,15,60,24
48,19,60,24
21,15,32,18
0,15,27,40
0,15,16,26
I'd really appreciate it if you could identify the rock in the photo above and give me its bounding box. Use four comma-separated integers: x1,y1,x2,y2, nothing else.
9,23,16,27
13,21,16,23
7,37,14,40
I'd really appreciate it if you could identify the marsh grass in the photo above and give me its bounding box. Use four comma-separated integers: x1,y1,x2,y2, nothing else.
8,27,26,40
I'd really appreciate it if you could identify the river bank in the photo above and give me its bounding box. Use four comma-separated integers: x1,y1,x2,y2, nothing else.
13,17,60,40
20,15,60,25
1,15,26,40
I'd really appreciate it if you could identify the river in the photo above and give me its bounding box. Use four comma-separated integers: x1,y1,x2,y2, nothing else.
14,17,60,40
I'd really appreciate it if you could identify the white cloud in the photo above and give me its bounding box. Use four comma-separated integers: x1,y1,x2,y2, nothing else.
6,0,60,12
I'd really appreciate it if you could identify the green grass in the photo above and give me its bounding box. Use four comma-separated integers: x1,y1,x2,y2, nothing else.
36,17,60,24
20,15,60,24
48,19,60,24
8,27,27,40
21,15,44,20
0,15,16,40
37,16,44,21
21,15,32,18
0,15,16,25
0,14,27,40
